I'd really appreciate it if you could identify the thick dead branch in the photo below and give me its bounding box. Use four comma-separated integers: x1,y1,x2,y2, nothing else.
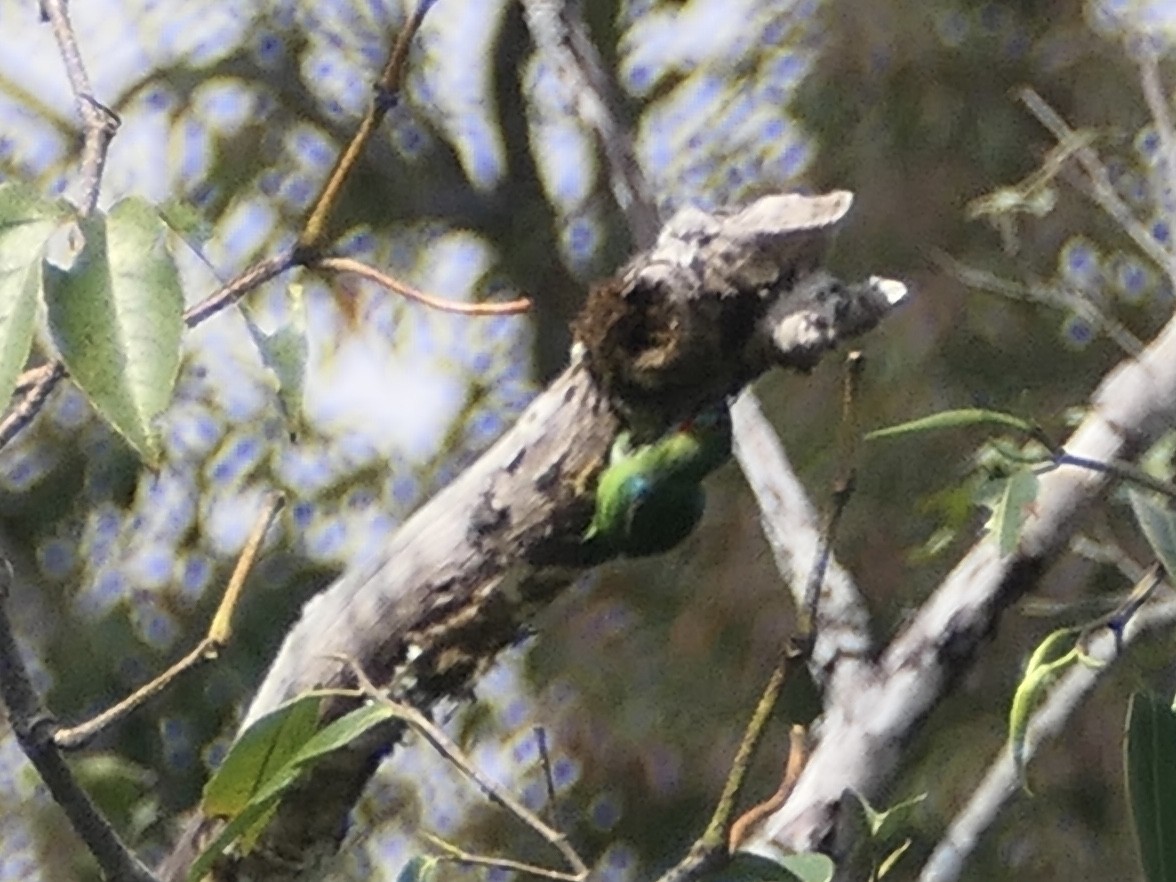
159,192,904,882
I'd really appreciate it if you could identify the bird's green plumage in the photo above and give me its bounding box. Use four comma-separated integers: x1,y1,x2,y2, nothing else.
585,404,732,557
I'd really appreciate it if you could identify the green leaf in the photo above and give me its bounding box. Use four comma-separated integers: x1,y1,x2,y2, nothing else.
1008,628,1081,790
777,853,835,882
187,789,286,882
283,701,394,768
849,790,927,843
719,852,831,882
191,700,395,880
876,840,912,879
1125,692,1176,882
0,183,72,404
988,469,1039,557
1129,490,1176,584
866,409,1037,440
158,197,212,248
396,856,440,882
43,197,183,463
242,285,307,438
201,694,323,819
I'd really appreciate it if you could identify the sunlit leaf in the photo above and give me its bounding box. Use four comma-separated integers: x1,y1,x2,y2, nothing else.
1125,691,1176,882
43,197,183,463
720,852,832,882
0,183,72,404
1008,628,1081,790
201,694,323,819
866,409,1037,440
849,790,927,843
877,839,912,879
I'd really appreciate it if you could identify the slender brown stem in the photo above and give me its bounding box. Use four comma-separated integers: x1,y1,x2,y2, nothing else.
299,1,436,251
341,658,589,880
52,494,284,749
314,256,532,316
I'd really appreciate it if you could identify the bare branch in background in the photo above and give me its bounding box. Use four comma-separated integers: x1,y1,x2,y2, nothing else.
52,494,285,751
521,0,660,249
1020,87,1176,287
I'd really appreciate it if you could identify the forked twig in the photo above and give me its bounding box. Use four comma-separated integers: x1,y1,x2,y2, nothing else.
338,657,589,882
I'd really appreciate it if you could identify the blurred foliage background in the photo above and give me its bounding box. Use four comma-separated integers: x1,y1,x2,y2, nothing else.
1,0,1175,880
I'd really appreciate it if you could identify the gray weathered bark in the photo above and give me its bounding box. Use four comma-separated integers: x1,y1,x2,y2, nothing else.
159,191,905,882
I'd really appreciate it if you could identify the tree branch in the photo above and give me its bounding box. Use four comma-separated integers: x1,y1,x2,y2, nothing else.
0,562,159,882
159,192,904,882
740,306,1176,866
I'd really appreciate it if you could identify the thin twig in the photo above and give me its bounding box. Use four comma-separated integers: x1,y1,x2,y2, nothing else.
299,0,437,251
0,362,65,451
11,364,58,398
521,0,660,249
729,725,809,851
313,256,532,316
934,252,1144,356
653,645,803,882
182,249,298,328
1136,46,1176,226
38,0,119,214
52,493,285,750
0,561,159,882
534,726,559,827
341,658,589,881
423,832,584,882
1052,450,1176,500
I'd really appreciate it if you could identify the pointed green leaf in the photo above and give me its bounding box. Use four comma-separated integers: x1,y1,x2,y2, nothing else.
849,790,927,843
0,183,72,404
202,693,323,819
1129,490,1176,584
1008,628,1080,790
284,701,394,768
777,853,835,882
1125,691,1176,882
192,699,394,880
989,470,1039,556
242,286,307,437
866,409,1037,440
877,840,912,879
396,856,439,882
720,852,827,882
188,789,285,882
43,197,183,463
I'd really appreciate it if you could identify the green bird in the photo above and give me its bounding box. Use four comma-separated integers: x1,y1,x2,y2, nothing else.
585,404,732,557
